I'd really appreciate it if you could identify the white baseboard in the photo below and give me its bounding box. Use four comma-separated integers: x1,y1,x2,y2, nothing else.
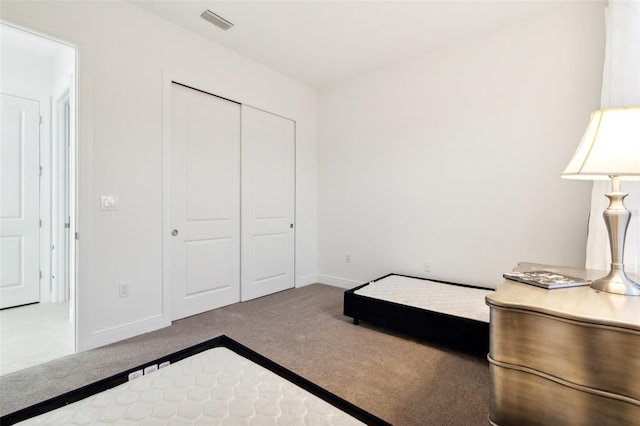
86,315,169,350
316,275,362,289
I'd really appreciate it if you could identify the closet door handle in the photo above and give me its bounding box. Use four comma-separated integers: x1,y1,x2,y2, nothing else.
290,224,294,229
172,229,179,236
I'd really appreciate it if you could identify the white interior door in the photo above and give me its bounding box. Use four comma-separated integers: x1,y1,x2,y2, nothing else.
0,93,40,309
241,106,295,301
169,83,240,320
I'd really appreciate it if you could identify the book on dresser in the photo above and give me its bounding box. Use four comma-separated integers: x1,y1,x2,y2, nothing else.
502,270,591,289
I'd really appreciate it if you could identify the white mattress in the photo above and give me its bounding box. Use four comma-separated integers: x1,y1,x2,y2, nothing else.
354,275,491,323
19,347,365,426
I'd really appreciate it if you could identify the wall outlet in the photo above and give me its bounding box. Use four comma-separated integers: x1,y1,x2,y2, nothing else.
119,282,130,297
345,253,351,263
424,261,432,273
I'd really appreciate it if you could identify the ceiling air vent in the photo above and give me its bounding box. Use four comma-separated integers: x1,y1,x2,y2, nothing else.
200,10,233,31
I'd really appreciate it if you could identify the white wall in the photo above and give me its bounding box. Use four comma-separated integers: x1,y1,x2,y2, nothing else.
317,2,606,288
2,0,605,350
1,44,53,95
1,1,318,350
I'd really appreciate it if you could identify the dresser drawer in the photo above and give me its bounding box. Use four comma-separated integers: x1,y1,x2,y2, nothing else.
489,361,640,426
489,306,640,401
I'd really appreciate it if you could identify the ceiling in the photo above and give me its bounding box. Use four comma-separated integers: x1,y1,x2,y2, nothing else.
132,1,575,89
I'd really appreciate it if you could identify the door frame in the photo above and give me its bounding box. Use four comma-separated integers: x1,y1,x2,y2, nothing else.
1,20,79,349
53,90,71,303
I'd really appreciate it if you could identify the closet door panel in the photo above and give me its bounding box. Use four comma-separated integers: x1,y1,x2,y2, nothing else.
169,83,240,320
241,106,295,301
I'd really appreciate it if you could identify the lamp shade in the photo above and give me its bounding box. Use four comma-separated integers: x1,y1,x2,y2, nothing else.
561,107,640,181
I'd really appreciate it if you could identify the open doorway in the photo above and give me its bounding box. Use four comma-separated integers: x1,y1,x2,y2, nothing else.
0,22,77,375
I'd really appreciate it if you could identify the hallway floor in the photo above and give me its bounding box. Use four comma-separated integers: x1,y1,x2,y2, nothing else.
0,302,74,375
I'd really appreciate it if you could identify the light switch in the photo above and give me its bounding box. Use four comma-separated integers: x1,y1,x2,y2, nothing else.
101,195,119,211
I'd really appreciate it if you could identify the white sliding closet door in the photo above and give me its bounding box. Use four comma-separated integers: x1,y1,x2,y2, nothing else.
241,106,295,301
169,83,240,320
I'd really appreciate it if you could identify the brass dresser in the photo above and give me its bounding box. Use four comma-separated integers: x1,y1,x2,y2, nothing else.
485,264,640,425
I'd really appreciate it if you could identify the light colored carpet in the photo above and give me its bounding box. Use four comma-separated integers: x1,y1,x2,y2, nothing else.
0,283,489,425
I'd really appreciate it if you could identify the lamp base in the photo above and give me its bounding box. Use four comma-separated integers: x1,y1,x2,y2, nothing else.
590,177,640,296
590,265,640,296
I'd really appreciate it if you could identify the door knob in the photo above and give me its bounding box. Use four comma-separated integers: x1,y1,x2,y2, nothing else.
172,229,179,236
290,224,294,229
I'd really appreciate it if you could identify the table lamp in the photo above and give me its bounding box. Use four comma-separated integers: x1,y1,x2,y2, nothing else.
561,107,640,296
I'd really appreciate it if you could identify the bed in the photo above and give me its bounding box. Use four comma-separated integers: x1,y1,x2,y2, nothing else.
1,335,390,426
344,273,492,355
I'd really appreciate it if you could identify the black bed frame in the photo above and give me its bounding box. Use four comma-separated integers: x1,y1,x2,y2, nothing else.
1,335,391,426
344,273,491,356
